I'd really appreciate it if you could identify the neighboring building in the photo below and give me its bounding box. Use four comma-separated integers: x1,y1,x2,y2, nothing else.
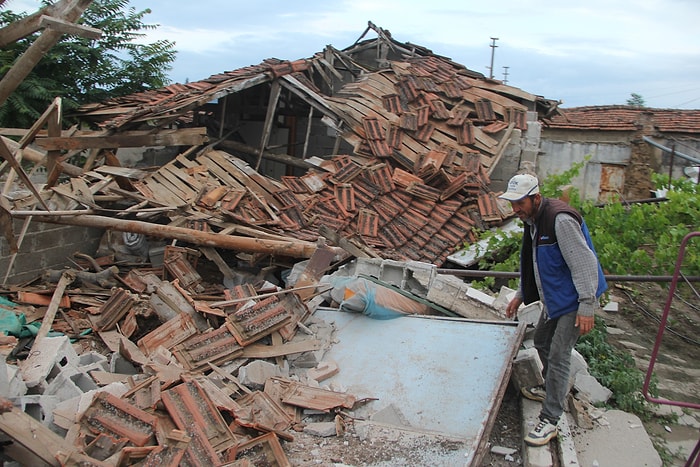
540,106,700,201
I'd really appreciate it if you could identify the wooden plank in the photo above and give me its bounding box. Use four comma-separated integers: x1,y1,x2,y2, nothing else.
138,178,180,206
227,153,285,195
34,127,209,151
175,153,199,169
151,172,190,203
488,122,516,175
39,15,102,39
162,162,204,192
241,339,323,359
94,165,150,180
0,401,65,466
255,80,281,171
197,153,245,189
291,245,336,300
365,74,398,97
461,87,521,116
0,138,50,210
35,271,74,342
156,167,197,201
208,151,279,206
346,94,397,122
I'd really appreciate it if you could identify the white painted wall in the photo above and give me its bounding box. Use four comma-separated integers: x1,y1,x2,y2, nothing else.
538,140,631,200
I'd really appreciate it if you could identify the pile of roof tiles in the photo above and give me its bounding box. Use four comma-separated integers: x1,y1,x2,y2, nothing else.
0,246,358,466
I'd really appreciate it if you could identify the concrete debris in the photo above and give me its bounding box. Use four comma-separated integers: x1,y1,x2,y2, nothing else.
574,373,613,404
490,445,517,456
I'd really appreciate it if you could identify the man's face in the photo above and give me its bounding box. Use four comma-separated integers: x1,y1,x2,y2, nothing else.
510,194,540,222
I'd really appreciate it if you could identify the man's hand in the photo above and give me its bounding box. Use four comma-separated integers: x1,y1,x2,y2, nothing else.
505,297,523,319
576,315,595,335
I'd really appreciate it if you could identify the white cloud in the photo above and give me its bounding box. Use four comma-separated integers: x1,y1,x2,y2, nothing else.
4,0,700,108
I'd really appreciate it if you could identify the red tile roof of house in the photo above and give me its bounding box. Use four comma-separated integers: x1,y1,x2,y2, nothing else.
545,106,700,134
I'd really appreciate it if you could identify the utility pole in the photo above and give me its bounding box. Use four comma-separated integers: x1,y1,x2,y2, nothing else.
488,37,499,79
503,66,510,84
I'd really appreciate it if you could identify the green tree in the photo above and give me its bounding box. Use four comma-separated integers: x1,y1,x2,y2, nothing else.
0,0,176,128
626,93,646,107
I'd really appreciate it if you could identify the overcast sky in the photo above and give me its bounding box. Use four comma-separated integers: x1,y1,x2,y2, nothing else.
10,0,700,109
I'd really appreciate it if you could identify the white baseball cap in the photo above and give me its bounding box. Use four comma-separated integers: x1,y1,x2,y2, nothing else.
498,174,540,201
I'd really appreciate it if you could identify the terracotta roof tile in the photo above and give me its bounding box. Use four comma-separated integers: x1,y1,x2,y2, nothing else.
545,106,700,134
386,123,403,149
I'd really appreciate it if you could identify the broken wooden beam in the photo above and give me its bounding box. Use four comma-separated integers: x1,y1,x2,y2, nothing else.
1,135,83,177
35,270,75,342
38,14,102,40
34,127,209,151
14,213,343,259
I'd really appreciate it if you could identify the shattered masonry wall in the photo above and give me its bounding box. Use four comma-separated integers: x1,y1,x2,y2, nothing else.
0,221,103,284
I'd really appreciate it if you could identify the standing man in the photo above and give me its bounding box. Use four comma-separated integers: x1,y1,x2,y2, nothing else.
499,173,607,446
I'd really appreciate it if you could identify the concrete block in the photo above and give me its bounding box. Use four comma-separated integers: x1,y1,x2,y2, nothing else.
522,338,535,350
110,352,139,375
511,347,544,390
11,394,59,426
466,286,496,307
568,394,594,429
426,274,469,310
404,261,436,296
568,349,588,389
378,259,406,287
490,445,517,456
517,301,542,327
303,421,338,437
20,335,79,388
573,409,662,467
238,360,287,390
370,403,410,427
5,360,27,397
555,408,579,467
492,286,517,315
0,356,9,396
77,352,109,372
353,258,382,278
574,373,612,404
50,382,129,433
44,367,99,402
289,347,322,368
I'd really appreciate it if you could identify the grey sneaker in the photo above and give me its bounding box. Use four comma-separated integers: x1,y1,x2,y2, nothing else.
525,418,558,446
521,385,546,402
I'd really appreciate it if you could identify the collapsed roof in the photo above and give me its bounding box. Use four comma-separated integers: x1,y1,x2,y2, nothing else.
3,22,561,267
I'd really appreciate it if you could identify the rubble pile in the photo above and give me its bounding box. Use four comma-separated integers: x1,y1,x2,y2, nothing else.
0,243,344,465
0,235,509,466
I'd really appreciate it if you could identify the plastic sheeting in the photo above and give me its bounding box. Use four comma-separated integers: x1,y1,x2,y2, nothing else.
327,276,430,319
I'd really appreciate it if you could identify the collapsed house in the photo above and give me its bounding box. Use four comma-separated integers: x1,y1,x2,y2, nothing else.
0,18,567,467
